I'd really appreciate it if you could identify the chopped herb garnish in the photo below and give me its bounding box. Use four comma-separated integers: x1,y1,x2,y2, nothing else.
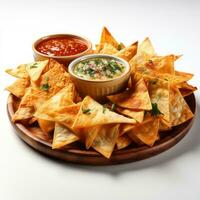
102,106,107,113
151,103,163,116
82,108,91,114
111,103,116,111
118,43,123,50
41,83,50,91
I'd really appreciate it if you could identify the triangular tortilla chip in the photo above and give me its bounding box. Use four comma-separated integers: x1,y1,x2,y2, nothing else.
100,43,118,55
149,54,179,75
92,124,119,158
116,135,132,150
148,77,170,122
27,127,52,142
108,78,152,110
83,126,102,149
115,106,144,123
6,78,30,98
25,60,49,82
129,38,156,73
34,103,81,129
38,119,55,133
5,64,28,78
119,124,135,136
138,37,156,55
115,42,138,62
52,123,79,149
39,62,71,98
73,96,136,129
99,27,119,50
128,117,160,146
177,82,197,97
169,86,194,126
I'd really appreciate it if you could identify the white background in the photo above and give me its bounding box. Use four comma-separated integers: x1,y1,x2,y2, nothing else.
0,0,200,200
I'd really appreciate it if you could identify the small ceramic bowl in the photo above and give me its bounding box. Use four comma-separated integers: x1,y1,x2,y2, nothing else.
32,34,92,66
68,54,131,102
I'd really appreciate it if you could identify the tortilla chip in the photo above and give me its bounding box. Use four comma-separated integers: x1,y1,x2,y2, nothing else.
119,124,135,136
175,70,193,80
12,107,34,122
73,96,136,129
92,124,119,158
39,62,71,98
129,38,156,73
108,78,152,110
52,123,79,149
34,103,81,130
99,27,119,50
116,135,132,150
149,54,179,75
148,77,170,122
115,42,138,62
177,82,197,97
12,88,35,122
38,119,55,133
83,126,102,149
138,37,156,55
115,106,144,123
25,60,49,82
159,118,171,131
27,127,52,142
5,64,28,78
128,117,160,146
6,78,29,98
100,43,118,55
169,86,194,126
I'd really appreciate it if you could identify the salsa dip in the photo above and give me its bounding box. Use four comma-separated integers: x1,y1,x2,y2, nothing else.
68,54,131,101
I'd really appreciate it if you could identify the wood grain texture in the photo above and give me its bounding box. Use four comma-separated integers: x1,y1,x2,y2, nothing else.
7,93,196,165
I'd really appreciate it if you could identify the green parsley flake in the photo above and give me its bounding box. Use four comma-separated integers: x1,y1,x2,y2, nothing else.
82,108,92,114
40,83,50,91
151,103,163,116
111,103,116,111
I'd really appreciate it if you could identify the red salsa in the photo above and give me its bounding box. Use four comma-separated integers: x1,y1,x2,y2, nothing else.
36,37,88,56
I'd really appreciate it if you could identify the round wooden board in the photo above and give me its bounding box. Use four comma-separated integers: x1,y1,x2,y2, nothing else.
7,93,196,165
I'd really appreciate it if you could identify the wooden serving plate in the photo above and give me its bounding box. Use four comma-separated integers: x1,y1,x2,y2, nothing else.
7,93,196,165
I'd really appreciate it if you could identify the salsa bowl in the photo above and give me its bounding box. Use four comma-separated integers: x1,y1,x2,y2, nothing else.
32,34,92,66
68,54,131,102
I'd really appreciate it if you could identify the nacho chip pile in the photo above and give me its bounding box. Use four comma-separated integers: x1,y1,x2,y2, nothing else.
5,27,197,159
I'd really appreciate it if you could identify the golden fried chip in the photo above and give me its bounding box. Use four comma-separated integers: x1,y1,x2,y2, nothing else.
115,106,144,123
148,77,170,122
108,78,152,110
169,86,194,126
116,135,132,150
129,38,155,71
73,96,136,129
115,42,138,62
12,107,34,122
25,60,49,82
92,124,119,158
39,62,71,98
119,124,135,136
100,43,118,55
52,123,79,149
5,64,28,78
83,126,102,149
128,117,160,146
34,103,81,129
177,82,197,97
6,78,29,98
38,119,55,133
99,26,119,50
27,127,52,142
